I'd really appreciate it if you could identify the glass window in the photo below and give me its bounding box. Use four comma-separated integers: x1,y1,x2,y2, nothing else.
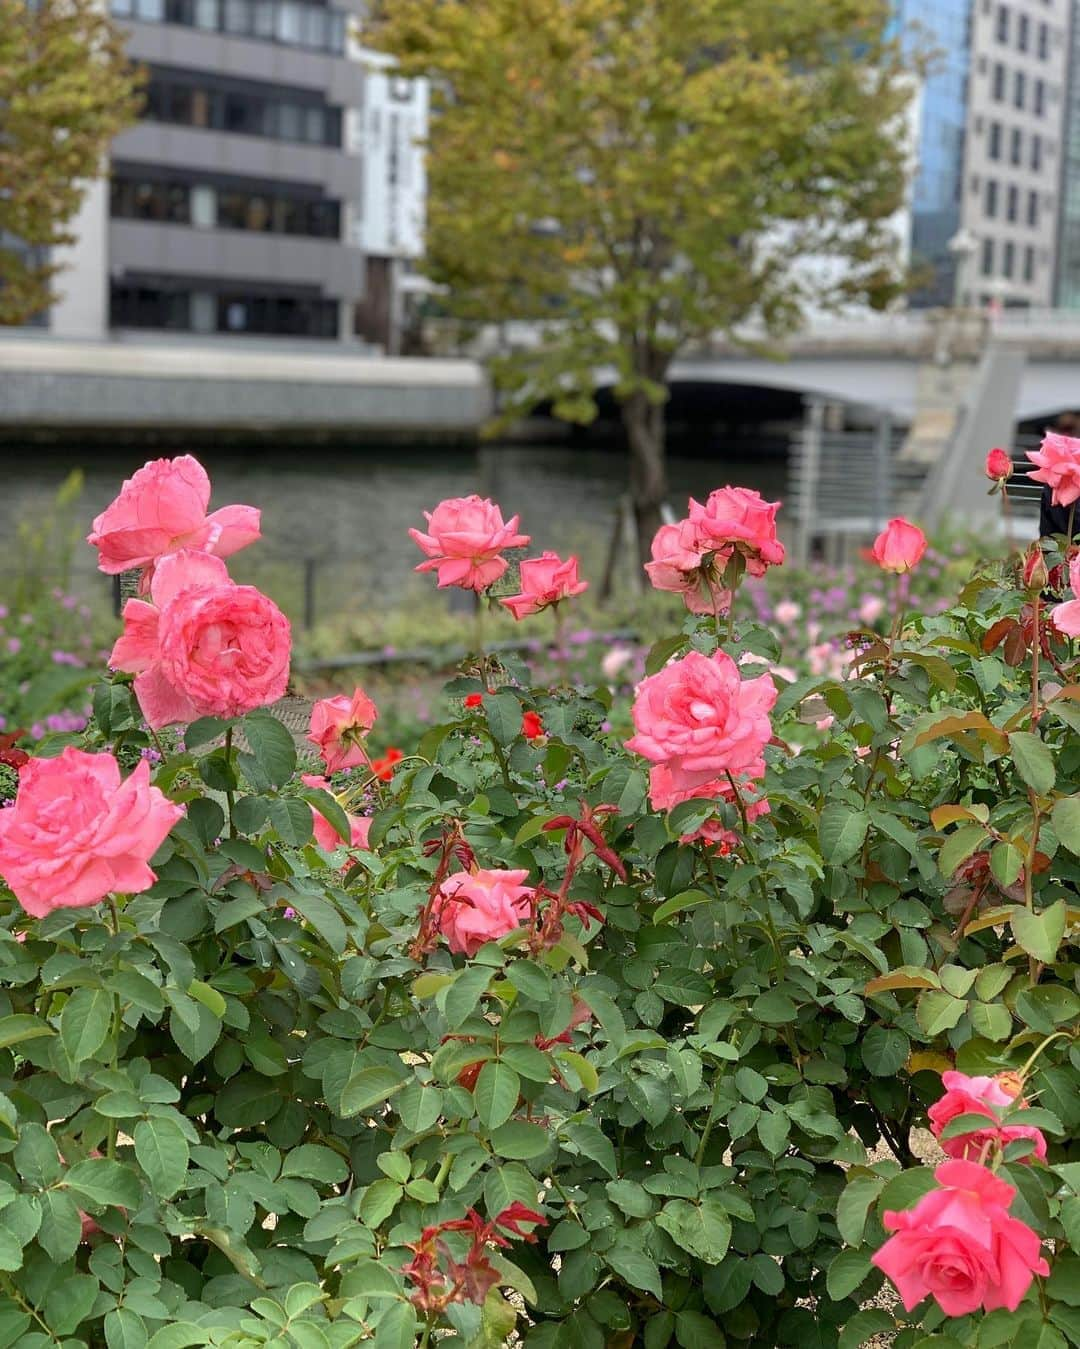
1024,246,1034,282
1007,184,1018,221
304,106,324,143
1014,70,1025,108
217,191,246,230
1035,80,1045,115
224,300,249,332
111,0,134,16
1038,22,1048,58
301,5,325,46
252,0,274,37
245,195,272,230
194,0,217,26
1003,241,1015,277
134,0,164,19
1017,13,1028,49
982,238,995,275
191,185,216,228
224,0,250,33
996,4,1008,41
993,63,1005,100
166,183,190,222
328,11,345,53
1028,190,1039,227
986,179,998,217
278,103,301,140
191,292,216,333
1010,127,1022,164
989,121,1001,158
1032,135,1042,170
276,2,300,42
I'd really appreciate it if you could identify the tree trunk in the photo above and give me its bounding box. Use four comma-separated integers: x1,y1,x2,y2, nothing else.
621,390,668,567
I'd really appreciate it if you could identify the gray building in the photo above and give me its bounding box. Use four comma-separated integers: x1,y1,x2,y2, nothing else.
45,1,427,345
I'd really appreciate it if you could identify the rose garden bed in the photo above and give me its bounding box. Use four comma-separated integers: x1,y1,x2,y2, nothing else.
0,452,1075,1348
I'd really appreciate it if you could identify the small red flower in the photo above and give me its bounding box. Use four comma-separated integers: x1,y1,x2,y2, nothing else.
521,710,544,741
0,732,29,771
985,447,1013,481
370,746,404,781
464,693,484,709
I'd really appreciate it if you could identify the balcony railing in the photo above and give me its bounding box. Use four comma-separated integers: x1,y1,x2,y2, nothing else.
111,0,347,56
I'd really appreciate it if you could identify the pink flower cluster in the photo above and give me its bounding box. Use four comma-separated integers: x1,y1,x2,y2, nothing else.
646,487,784,614
409,495,588,620
928,1070,1047,1162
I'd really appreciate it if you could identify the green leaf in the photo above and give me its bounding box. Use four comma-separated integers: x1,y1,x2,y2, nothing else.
60,986,112,1063
646,634,688,676
653,967,712,1006
36,1189,82,1262
14,1123,61,1187
734,1067,768,1104
134,1117,189,1199
484,691,522,746
241,711,297,788
605,1244,663,1300
339,1067,404,1119
751,990,798,1025
916,989,967,1037
443,965,494,1030
1012,901,1067,963
0,1014,53,1049
303,787,352,846
65,1158,142,1209
819,804,870,865
561,1121,617,1178
860,1027,909,1076
836,1176,885,1247
267,797,313,847
1051,795,1080,854
878,1168,939,1214
826,1249,873,1301
474,1061,520,1129
44,1273,99,1335
839,1311,895,1349
756,1110,790,1156
105,1308,148,1349
1009,731,1055,795
281,1144,349,1184
372,1301,418,1349
288,892,348,955
145,1325,211,1349
489,1121,551,1159
653,889,713,924
656,1198,732,1263
676,1310,726,1349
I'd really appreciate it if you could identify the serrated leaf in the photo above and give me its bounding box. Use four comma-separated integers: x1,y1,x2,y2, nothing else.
474,1061,519,1129
134,1117,189,1199
819,804,870,865
1012,900,1067,963
605,1244,663,1300
826,1249,873,1300
1009,731,1055,795
60,986,112,1064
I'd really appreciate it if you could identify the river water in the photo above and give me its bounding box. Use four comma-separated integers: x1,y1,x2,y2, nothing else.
1,441,789,622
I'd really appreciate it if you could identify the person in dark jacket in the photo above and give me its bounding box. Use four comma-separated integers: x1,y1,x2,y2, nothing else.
1040,485,1074,541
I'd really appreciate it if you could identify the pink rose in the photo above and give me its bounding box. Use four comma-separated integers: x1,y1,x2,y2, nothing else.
110,552,291,730
499,552,588,620
644,522,729,615
985,447,1013,481
773,600,801,625
307,688,378,773
436,868,534,956
87,455,260,582
858,595,886,625
1052,554,1080,637
872,1159,1049,1316
871,517,927,574
625,649,777,795
648,765,769,849
686,487,785,577
301,774,371,852
0,749,183,918
409,496,529,592
1027,431,1080,507
927,1070,1047,1163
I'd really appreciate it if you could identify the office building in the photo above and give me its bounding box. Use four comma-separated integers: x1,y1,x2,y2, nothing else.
44,1,426,345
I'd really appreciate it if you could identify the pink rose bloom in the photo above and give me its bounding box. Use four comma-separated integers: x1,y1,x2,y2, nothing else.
645,522,723,615
110,551,291,730
871,517,928,574
1052,554,1080,637
985,447,1013,481
87,454,260,582
686,487,785,577
0,748,183,918
625,649,777,795
436,867,534,956
872,1159,1049,1316
601,646,634,681
301,774,371,851
409,495,529,592
500,552,588,619
1027,431,1080,507
927,1070,1047,1163
858,595,886,625
773,600,801,625
648,765,769,848
307,687,378,773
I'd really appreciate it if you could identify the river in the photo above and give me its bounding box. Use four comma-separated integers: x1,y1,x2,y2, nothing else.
0,441,790,623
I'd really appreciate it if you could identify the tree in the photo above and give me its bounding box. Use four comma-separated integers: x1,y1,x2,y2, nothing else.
366,0,913,560
0,0,142,325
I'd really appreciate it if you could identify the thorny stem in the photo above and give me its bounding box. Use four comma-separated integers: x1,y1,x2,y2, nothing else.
1068,501,1077,549
224,727,237,838
1019,1030,1073,1081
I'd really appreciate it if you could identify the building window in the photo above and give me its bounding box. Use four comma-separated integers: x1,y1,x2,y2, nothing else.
1034,79,1045,115
1038,21,1049,58
1010,126,1022,164
1003,241,1015,277
982,238,995,275
115,0,347,54
1028,190,1039,227
989,121,1002,159
971,174,981,193
993,62,1006,100
986,179,999,217
1014,70,1025,109
1032,135,1042,170
1018,12,1028,49
1007,184,1018,221
110,167,342,238
142,69,343,148
110,279,339,338
996,3,1009,41
1024,245,1035,282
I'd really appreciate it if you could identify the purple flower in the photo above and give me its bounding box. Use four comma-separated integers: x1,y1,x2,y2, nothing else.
6,638,20,655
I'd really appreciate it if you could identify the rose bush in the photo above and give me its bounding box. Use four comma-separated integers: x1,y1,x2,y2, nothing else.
0,454,1075,1348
